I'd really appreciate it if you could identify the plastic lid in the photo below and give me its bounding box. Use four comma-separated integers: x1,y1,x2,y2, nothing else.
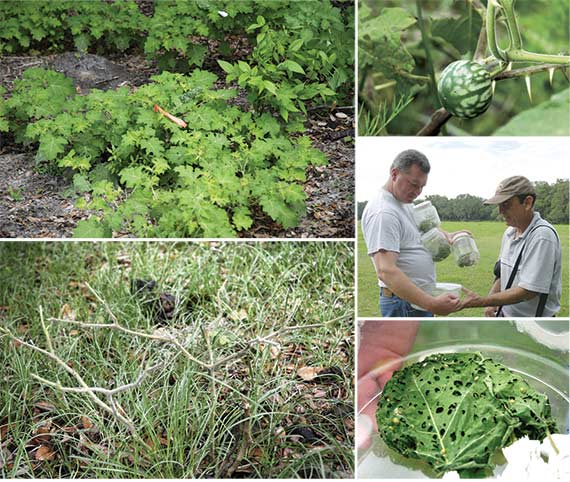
451,232,472,243
414,200,432,209
435,282,462,290
513,320,569,352
421,227,444,241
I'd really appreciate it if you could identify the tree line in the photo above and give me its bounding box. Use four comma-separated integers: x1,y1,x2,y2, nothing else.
357,179,569,224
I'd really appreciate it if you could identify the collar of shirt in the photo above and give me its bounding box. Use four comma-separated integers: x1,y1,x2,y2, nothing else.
506,211,543,243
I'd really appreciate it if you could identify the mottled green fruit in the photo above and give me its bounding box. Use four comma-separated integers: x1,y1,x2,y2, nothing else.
438,60,493,119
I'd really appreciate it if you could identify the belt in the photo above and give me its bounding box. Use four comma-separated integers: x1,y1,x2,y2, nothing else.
380,287,394,298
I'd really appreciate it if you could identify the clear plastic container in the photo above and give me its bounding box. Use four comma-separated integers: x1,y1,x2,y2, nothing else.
451,233,480,267
431,282,462,298
357,320,570,479
413,201,441,233
421,228,450,262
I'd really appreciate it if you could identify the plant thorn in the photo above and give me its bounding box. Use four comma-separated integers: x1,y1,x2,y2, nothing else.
548,68,555,86
525,75,532,103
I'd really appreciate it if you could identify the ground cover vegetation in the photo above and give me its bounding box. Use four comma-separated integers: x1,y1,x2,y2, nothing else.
0,241,354,477
0,0,354,237
358,0,570,136
357,221,570,317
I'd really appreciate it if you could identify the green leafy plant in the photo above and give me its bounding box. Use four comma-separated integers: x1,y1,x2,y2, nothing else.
2,68,327,238
377,352,558,478
359,0,570,135
217,2,354,121
0,0,145,55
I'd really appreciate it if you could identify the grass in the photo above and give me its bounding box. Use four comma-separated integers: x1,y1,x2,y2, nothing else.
358,221,569,318
0,241,354,478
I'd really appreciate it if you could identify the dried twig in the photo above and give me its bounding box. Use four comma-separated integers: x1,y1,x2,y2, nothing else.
30,362,163,396
0,326,136,433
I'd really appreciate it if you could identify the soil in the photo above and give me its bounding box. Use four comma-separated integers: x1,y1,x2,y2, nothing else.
0,51,354,239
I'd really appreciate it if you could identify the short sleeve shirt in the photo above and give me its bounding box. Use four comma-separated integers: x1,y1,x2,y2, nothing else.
499,212,562,317
361,189,436,291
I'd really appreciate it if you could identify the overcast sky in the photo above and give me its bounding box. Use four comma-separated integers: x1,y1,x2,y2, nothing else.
356,137,570,202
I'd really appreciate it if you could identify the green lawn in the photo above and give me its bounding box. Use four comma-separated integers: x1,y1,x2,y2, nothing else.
358,221,569,318
0,242,354,478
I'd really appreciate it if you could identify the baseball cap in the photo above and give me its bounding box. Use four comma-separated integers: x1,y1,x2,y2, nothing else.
484,176,536,205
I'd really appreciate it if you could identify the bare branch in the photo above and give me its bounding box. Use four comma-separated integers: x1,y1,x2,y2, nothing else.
49,316,209,369
1,327,136,432
30,362,163,396
416,108,453,136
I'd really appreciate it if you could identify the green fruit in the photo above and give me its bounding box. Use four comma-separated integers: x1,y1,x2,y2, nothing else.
437,60,493,119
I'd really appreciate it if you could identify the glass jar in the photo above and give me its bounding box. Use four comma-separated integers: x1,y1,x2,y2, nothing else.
451,233,480,267
412,201,441,233
421,228,451,262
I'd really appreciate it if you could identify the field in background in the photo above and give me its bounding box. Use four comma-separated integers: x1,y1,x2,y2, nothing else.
358,221,569,318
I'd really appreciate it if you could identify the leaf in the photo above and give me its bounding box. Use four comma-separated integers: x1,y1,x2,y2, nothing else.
359,7,416,83
282,60,305,75
217,60,234,74
120,166,147,189
297,366,324,381
60,303,76,321
73,218,113,238
81,416,93,430
35,444,56,461
493,87,570,136
431,14,483,56
377,352,558,478
38,133,67,161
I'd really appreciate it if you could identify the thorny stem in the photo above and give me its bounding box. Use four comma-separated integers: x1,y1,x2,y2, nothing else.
493,63,569,80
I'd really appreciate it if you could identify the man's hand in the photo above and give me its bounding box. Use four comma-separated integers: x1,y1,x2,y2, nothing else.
357,321,419,450
429,293,461,315
458,286,498,315
484,306,499,317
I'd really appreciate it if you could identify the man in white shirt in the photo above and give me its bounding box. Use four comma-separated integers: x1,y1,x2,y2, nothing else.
361,149,464,317
461,176,562,317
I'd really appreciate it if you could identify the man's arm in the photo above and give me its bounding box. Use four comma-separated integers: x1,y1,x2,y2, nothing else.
372,250,460,315
462,284,538,310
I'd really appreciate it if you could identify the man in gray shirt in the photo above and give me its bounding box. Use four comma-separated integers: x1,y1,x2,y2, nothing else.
361,149,465,317
461,176,562,317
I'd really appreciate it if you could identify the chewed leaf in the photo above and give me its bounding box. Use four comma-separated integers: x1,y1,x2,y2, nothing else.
377,352,557,478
